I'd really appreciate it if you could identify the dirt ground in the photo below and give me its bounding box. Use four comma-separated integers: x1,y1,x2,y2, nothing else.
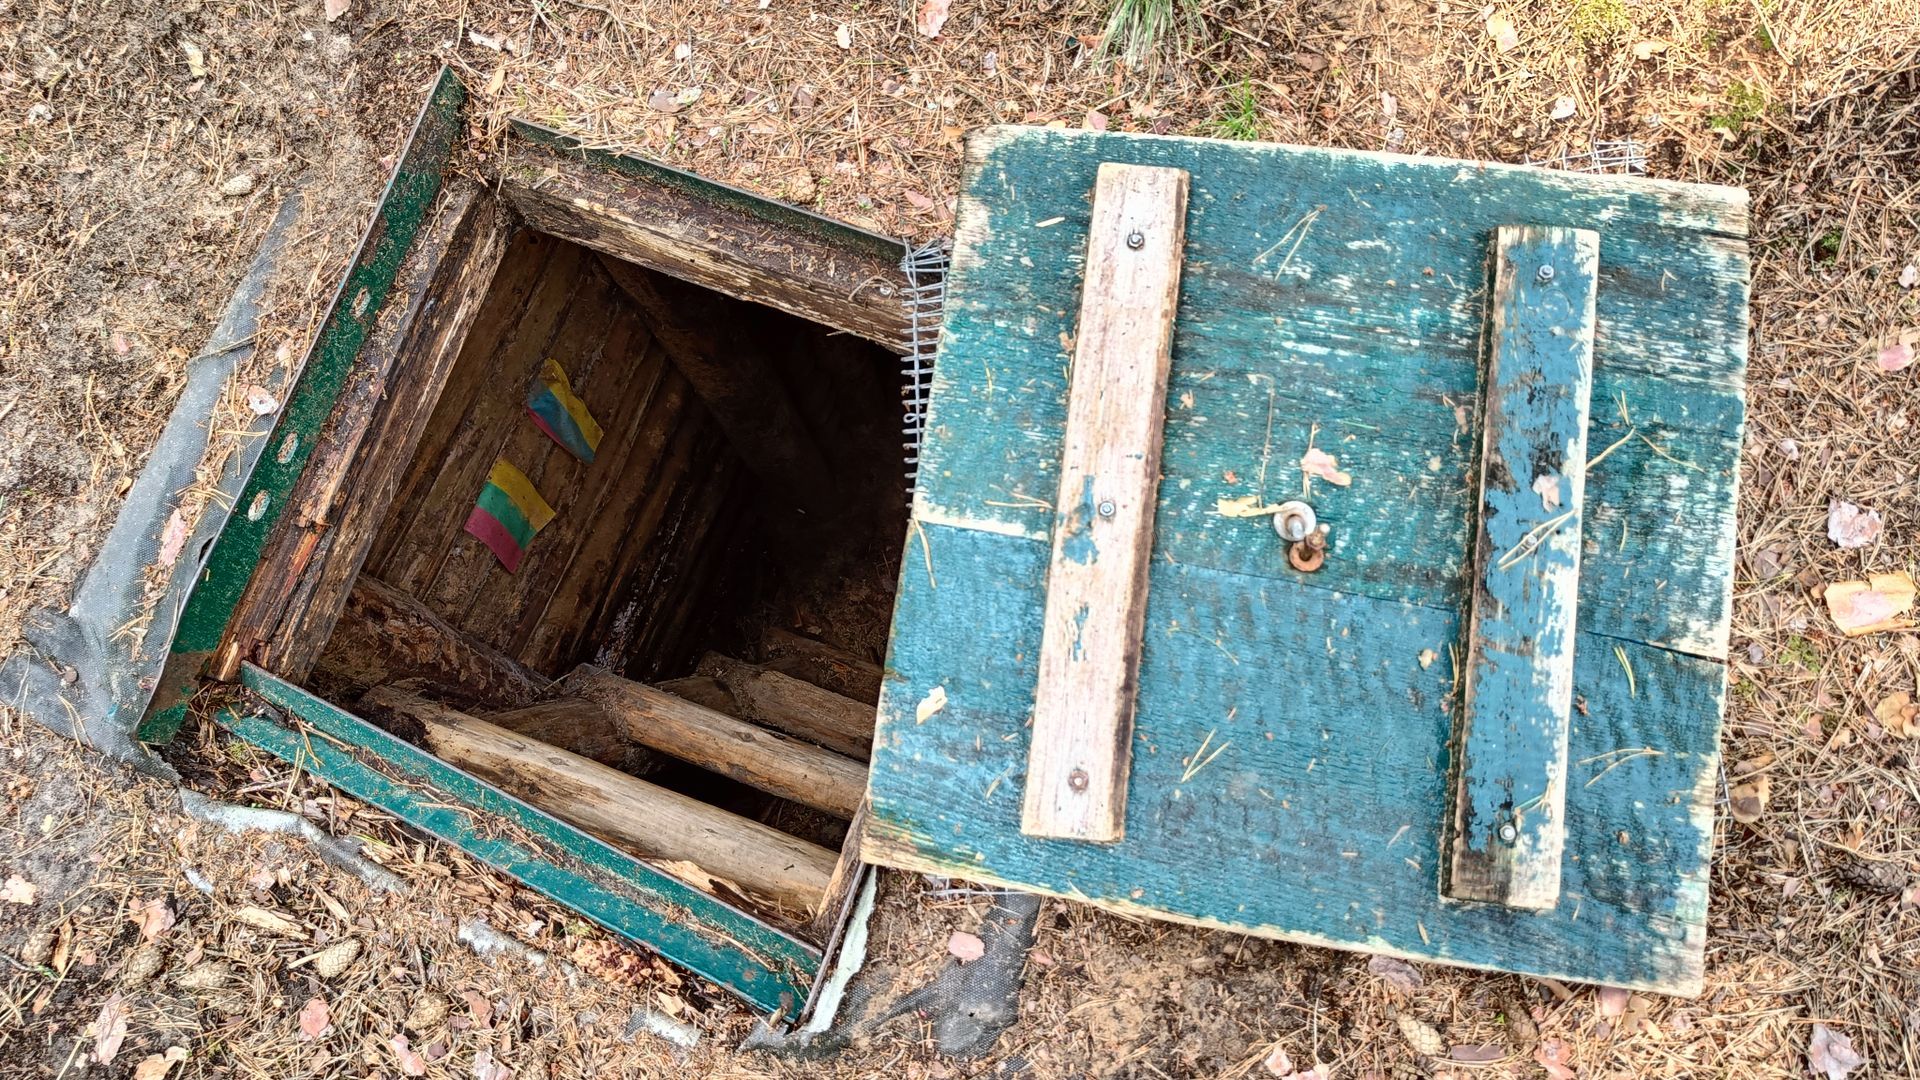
2,0,1918,1076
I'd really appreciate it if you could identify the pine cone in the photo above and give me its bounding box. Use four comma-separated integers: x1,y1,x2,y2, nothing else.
1836,856,1909,894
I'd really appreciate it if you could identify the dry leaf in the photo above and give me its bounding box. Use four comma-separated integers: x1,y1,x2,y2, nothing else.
297,997,332,1041
947,931,985,963
131,1047,188,1080
1399,1014,1447,1056
1825,572,1919,636
1450,1044,1504,1062
1418,649,1438,669
469,29,505,50
1878,326,1919,372
181,41,207,78
1630,39,1670,59
157,510,189,568
392,1035,429,1077
1729,774,1770,825
1900,264,1918,290
474,1049,514,1080
1549,96,1577,121
1216,495,1284,518
1828,500,1883,548
904,190,937,210
1300,447,1352,487
1875,692,1918,739
462,990,495,1029
916,0,951,38
245,385,278,415
1533,1038,1576,1080
131,898,175,942
92,993,130,1064
1809,1023,1865,1079
1485,12,1520,52
1367,954,1424,993
324,0,349,20
1263,1046,1293,1076
1595,984,1629,1017
2,875,38,904
1083,109,1109,131
835,23,852,49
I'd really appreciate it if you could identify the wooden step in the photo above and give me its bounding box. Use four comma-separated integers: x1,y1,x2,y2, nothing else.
314,576,547,709
361,687,836,913
550,665,866,819
757,628,883,705
659,652,874,760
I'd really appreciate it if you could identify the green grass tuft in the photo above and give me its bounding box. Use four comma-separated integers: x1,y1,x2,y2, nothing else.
1707,80,1769,136
1211,82,1262,142
1568,0,1632,43
1101,0,1194,64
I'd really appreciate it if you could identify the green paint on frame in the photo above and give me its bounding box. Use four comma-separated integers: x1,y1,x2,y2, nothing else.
140,68,469,744
228,663,818,1013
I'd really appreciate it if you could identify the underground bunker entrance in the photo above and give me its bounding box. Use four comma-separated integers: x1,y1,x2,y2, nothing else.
302,225,907,938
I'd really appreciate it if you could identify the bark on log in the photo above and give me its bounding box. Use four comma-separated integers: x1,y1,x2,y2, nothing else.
312,576,547,708
364,688,835,912
758,628,884,705
662,653,875,760
545,665,866,819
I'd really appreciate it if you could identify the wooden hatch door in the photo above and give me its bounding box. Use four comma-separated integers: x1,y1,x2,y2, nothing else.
864,125,1749,996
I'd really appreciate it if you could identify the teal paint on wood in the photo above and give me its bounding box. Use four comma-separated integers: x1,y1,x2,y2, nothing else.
867,126,1746,993
139,68,469,744
1445,226,1599,910
229,664,818,1013
866,523,1719,992
910,126,1746,662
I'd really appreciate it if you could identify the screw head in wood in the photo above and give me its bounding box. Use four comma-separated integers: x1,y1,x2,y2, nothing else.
1097,499,1117,518
1536,264,1555,283
1068,768,1090,792
1498,823,1518,843
1126,230,1145,250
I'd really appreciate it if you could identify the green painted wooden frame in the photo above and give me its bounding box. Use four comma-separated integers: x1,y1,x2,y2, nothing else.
141,68,469,744
133,71,845,1013
227,663,819,1012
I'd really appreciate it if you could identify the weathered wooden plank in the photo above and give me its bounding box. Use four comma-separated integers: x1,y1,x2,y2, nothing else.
1444,226,1599,910
460,310,662,650
913,126,1747,661
555,665,867,819
599,255,838,514
511,367,694,670
378,241,587,599
365,687,838,913
497,128,908,349
862,522,1721,993
365,231,559,574
1023,163,1188,844
311,576,547,708
227,664,818,1013
211,184,497,682
261,192,515,683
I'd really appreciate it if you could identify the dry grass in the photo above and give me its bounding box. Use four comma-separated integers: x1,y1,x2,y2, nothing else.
2,0,1919,1076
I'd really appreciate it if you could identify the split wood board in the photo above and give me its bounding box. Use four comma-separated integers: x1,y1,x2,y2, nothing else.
862,126,1749,994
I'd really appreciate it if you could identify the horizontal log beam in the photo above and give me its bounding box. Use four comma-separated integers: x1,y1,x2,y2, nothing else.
497,137,907,349
661,653,875,760
364,688,835,913
544,666,866,820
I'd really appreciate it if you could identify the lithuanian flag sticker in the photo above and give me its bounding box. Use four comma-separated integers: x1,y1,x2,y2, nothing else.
465,459,556,572
526,358,603,464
